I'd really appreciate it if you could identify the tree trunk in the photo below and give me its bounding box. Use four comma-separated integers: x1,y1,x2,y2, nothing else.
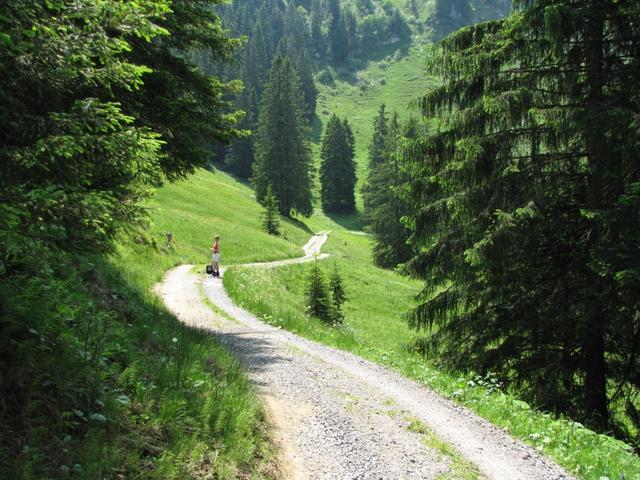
583,0,609,429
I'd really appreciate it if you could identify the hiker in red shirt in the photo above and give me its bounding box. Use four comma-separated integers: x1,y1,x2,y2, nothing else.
210,235,220,278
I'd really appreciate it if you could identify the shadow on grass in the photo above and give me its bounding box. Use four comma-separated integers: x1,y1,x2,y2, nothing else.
331,38,414,86
283,215,314,235
325,211,365,232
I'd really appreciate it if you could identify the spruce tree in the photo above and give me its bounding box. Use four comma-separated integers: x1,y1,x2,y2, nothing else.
320,114,357,214
253,56,313,217
362,104,389,217
226,86,257,178
367,105,389,169
305,261,332,322
363,112,413,268
404,0,640,436
328,0,349,63
261,185,281,235
329,264,347,324
121,0,244,181
310,0,327,56
275,36,318,120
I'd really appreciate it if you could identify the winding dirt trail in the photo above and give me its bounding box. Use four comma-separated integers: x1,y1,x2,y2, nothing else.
154,233,574,480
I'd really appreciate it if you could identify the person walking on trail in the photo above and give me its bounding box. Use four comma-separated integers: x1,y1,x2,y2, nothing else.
164,232,176,251
210,235,221,278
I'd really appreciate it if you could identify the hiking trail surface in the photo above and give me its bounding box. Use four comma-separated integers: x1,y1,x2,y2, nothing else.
154,232,574,480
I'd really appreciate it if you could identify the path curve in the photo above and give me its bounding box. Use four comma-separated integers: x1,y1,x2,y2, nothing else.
154,233,574,480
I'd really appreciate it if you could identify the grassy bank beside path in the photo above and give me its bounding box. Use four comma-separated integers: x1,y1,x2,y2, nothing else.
0,168,314,479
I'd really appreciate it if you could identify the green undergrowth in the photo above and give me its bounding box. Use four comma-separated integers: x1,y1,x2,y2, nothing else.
1,169,315,479
223,216,640,480
0,250,275,479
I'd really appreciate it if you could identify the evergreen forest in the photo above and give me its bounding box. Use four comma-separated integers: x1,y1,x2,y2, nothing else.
1,0,639,478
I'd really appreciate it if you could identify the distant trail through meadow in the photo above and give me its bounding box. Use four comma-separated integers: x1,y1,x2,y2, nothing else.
154,233,574,480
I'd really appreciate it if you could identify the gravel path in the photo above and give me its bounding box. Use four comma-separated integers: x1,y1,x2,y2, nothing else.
154,233,574,480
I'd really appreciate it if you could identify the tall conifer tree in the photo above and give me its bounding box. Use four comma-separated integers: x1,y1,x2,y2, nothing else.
328,0,349,63
363,112,413,268
276,36,318,120
404,0,640,436
253,56,313,217
226,86,257,178
320,114,357,214
122,0,244,180
362,104,389,219
368,104,389,169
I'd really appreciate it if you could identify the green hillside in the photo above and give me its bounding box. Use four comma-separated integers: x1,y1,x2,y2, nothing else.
312,43,436,199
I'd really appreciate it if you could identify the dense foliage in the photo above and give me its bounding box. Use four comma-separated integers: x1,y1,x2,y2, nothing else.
0,0,245,476
253,56,313,216
320,114,357,214
363,108,415,268
122,0,245,181
1,0,167,257
404,0,640,444
430,0,512,38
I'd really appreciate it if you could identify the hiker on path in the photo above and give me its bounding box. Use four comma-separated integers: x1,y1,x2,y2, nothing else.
164,232,176,251
210,235,220,277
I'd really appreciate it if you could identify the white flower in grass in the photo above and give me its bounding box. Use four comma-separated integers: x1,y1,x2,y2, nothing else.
172,337,178,343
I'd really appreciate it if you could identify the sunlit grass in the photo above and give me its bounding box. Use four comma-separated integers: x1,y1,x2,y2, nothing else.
138,168,311,272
